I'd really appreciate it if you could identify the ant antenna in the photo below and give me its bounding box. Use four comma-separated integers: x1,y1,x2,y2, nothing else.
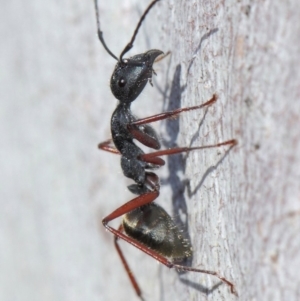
119,0,160,62
94,0,160,62
94,0,118,61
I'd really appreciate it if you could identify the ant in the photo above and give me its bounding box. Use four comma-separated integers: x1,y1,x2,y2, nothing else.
94,0,238,299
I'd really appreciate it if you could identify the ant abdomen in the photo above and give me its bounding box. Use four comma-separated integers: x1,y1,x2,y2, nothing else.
123,203,192,260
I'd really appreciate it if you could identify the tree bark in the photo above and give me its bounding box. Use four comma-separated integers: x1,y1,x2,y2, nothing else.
1,1,300,301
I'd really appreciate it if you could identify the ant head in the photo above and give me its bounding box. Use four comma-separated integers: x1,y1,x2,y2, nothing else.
94,0,162,103
110,49,163,103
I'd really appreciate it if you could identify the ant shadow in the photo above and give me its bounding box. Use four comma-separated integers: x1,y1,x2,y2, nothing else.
185,145,235,198
154,28,235,297
159,63,193,267
179,278,223,295
186,28,218,77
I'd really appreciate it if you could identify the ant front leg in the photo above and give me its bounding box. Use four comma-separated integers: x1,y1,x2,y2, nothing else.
128,94,217,127
127,95,217,151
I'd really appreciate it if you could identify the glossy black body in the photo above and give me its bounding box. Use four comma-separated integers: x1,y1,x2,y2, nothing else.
110,50,163,102
110,50,163,192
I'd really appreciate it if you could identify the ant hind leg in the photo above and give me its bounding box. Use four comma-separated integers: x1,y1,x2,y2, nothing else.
114,224,145,301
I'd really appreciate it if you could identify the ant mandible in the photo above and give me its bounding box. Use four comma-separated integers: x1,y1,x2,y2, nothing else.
94,0,237,299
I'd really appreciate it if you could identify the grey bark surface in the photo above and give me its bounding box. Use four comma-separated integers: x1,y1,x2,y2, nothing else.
1,1,300,301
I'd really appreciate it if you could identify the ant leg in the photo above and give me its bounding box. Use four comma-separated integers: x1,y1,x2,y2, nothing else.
114,225,145,301
129,127,161,150
173,264,238,295
129,94,217,127
98,139,120,154
127,95,217,150
103,183,159,224
128,172,161,195
102,172,236,295
139,139,237,164
105,220,237,295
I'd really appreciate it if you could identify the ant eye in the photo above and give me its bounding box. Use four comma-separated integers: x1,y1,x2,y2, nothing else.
118,78,126,88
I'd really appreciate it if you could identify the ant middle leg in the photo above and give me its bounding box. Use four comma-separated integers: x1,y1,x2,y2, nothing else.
138,139,237,165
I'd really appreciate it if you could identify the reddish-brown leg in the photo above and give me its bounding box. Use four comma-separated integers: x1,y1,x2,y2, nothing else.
102,169,237,296
98,139,120,154
127,94,217,150
129,126,161,149
103,193,159,224
102,173,160,224
102,172,159,300
105,217,237,296
139,139,237,164
129,94,217,127
114,225,145,301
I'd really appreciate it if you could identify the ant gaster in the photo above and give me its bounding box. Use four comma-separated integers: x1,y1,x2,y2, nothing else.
94,0,237,299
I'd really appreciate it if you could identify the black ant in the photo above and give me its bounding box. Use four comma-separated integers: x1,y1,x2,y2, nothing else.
94,0,237,299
